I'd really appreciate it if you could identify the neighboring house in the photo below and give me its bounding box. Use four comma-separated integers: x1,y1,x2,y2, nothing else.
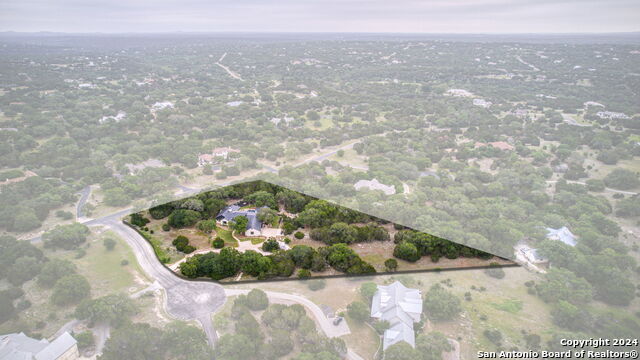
546,226,578,247
0,332,78,360
519,245,549,266
472,98,492,108
445,89,473,97
596,111,629,120
198,147,240,166
514,244,549,273
370,281,423,351
354,179,396,195
215,205,265,237
488,141,514,151
124,159,164,175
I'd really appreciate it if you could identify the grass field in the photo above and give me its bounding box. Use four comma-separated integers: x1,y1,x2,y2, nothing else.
0,230,150,338
217,228,238,247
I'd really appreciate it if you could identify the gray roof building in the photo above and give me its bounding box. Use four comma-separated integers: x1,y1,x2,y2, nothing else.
216,205,266,232
370,281,423,350
0,332,78,360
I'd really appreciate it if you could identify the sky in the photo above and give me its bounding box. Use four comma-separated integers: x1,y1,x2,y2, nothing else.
0,0,639,34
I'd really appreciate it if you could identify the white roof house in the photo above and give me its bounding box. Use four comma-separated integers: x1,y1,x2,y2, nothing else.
354,179,396,195
370,281,423,350
0,332,78,360
546,226,577,247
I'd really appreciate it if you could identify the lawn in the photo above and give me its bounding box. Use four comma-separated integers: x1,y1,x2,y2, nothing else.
69,230,147,296
217,228,238,247
305,116,334,130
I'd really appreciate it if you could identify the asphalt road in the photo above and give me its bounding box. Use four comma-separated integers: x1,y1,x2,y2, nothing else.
96,216,227,347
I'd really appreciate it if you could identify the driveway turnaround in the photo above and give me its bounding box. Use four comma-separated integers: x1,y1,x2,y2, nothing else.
94,214,227,347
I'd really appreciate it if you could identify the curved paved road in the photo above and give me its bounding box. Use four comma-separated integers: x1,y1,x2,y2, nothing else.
93,214,227,347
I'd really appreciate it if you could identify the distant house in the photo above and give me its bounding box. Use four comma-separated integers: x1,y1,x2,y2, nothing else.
520,246,549,265
445,89,473,97
488,141,514,151
370,281,423,350
354,179,396,195
0,332,78,360
546,226,577,247
124,158,164,175
596,111,629,120
472,98,492,108
216,205,265,237
198,147,240,166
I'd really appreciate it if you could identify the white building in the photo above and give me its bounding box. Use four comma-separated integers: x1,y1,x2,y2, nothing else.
546,226,578,247
354,179,396,195
596,111,630,120
0,332,78,360
370,281,423,350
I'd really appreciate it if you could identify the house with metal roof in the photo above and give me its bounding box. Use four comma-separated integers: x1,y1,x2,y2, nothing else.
546,226,577,247
0,332,78,360
370,281,423,351
215,205,266,237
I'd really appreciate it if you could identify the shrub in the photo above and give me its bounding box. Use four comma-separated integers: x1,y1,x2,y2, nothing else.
298,269,311,278
384,258,398,272
168,209,201,228
74,331,95,351
103,237,117,251
347,301,369,322
393,241,420,262
120,259,129,266
172,235,189,251
261,238,279,252
162,223,170,231
294,231,305,239
213,237,225,249
130,213,150,227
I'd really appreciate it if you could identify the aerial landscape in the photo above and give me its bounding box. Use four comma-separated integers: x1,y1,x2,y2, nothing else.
0,9,639,360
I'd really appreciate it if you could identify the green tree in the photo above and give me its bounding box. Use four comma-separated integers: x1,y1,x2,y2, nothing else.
393,241,420,262
43,223,90,250
257,207,278,225
7,256,42,286
423,284,462,321
37,259,76,288
603,169,639,190
163,321,213,360
384,258,398,272
245,288,269,311
359,282,378,303
536,268,593,305
216,334,258,360
51,274,90,306
168,209,201,228
196,219,217,233
231,215,249,234
74,331,94,351
384,341,420,360
245,191,277,209
347,301,369,322
75,294,138,327
416,331,453,360
0,293,16,324
104,188,131,207
100,322,165,360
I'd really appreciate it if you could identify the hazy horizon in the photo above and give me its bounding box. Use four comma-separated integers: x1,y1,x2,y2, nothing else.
1,0,639,34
